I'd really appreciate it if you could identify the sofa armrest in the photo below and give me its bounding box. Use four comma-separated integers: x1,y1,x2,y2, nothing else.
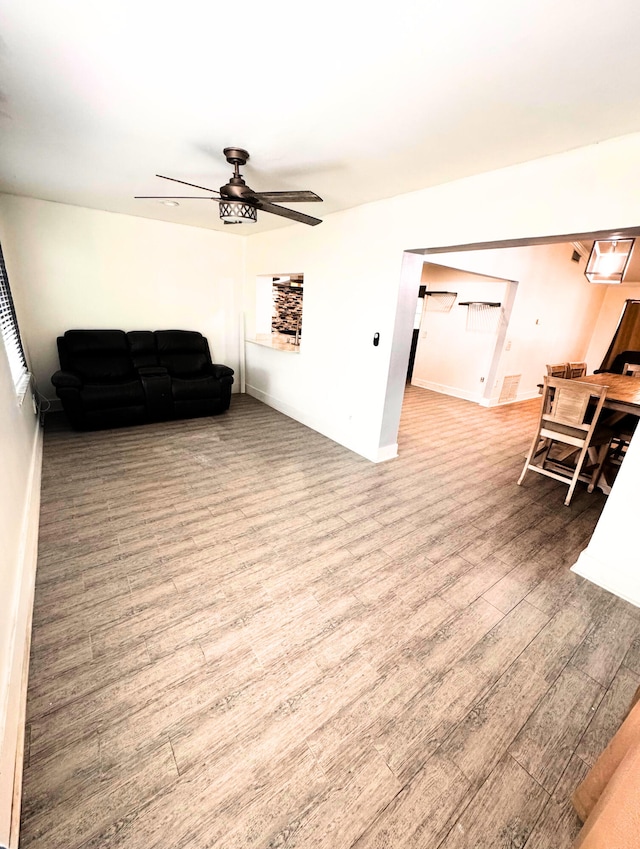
137,366,169,377
209,364,235,380
51,370,83,389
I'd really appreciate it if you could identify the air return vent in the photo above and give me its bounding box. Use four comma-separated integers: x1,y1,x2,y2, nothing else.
499,374,521,403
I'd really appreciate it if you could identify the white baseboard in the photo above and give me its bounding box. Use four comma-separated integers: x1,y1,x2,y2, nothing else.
480,389,541,408
571,549,640,609
410,378,483,404
245,383,313,428
0,426,42,849
410,378,539,408
375,443,399,463
244,384,394,464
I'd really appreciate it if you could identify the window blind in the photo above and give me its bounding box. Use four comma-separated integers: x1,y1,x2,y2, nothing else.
0,241,29,391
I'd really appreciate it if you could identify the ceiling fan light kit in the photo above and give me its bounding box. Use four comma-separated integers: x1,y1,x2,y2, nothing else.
135,147,323,227
219,201,257,224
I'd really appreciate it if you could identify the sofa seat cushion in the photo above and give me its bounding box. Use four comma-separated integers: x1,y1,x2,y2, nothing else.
81,380,146,411
171,376,222,402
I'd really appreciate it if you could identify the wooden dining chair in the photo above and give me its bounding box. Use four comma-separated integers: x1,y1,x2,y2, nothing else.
518,376,610,506
568,362,587,379
546,362,569,378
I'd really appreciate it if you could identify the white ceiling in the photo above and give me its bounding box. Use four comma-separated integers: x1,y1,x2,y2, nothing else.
2,1,640,235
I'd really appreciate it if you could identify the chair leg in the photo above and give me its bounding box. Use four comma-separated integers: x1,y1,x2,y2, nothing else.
564,442,592,506
587,441,612,493
518,431,551,486
517,463,528,487
518,433,546,486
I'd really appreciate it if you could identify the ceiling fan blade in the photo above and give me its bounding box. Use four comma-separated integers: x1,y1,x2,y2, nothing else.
252,190,323,203
134,196,216,199
254,200,322,226
155,174,221,195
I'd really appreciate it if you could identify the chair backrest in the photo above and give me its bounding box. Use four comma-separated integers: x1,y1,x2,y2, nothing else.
541,376,607,441
58,330,134,383
568,362,587,379
546,362,569,378
520,376,610,506
623,363,640,377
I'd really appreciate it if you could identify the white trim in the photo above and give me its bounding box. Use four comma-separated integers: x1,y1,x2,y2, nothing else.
0,425,42,849
244,383,387,463
410,377,483,404
14,373,31,407
571,549,640,609
375,443,399,463
410,377,539,408
479,389,541,408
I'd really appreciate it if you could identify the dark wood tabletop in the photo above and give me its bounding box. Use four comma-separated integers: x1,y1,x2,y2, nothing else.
575,373,640,415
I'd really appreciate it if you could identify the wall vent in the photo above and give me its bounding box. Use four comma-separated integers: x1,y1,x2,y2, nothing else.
499,374,521,403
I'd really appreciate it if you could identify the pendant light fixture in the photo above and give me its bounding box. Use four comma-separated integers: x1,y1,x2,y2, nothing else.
584,239,635,284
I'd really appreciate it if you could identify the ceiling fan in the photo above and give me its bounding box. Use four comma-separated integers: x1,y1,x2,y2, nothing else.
135,147,323,226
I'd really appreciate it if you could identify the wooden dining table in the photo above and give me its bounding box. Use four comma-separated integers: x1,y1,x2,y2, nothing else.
574,372,640,493
575,372,640,416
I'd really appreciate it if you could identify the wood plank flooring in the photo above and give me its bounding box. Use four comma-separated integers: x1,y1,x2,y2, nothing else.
22,386,640,849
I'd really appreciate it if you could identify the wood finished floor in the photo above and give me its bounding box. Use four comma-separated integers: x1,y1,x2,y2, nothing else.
22,386,640,849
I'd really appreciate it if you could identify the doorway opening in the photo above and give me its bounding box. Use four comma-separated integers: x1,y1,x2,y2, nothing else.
386,225,640,427
382,224,640,481
409,263,517,406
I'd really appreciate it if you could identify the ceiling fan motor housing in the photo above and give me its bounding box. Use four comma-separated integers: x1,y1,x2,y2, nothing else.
220,176,255,200
223,147,250,165
221,147,254,199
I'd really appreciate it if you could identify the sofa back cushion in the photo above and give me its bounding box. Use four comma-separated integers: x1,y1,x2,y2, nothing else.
127,331,157,369
155,330,211,377
60,330,134,382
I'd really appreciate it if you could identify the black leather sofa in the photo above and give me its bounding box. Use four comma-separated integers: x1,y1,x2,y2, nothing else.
52,329,234,430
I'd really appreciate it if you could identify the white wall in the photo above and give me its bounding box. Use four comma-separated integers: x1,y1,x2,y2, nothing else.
424,243,607,403
0,233,42,846
244,133,640,462
412,264,511,403
572,419,640,605
243,204,407,462
584,284,640,368
0,196,245,400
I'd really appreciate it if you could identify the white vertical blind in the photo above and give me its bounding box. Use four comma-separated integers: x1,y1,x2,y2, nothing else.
0,242,29,391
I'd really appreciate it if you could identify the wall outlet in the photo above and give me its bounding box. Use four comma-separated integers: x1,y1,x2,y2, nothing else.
505,339,512,351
